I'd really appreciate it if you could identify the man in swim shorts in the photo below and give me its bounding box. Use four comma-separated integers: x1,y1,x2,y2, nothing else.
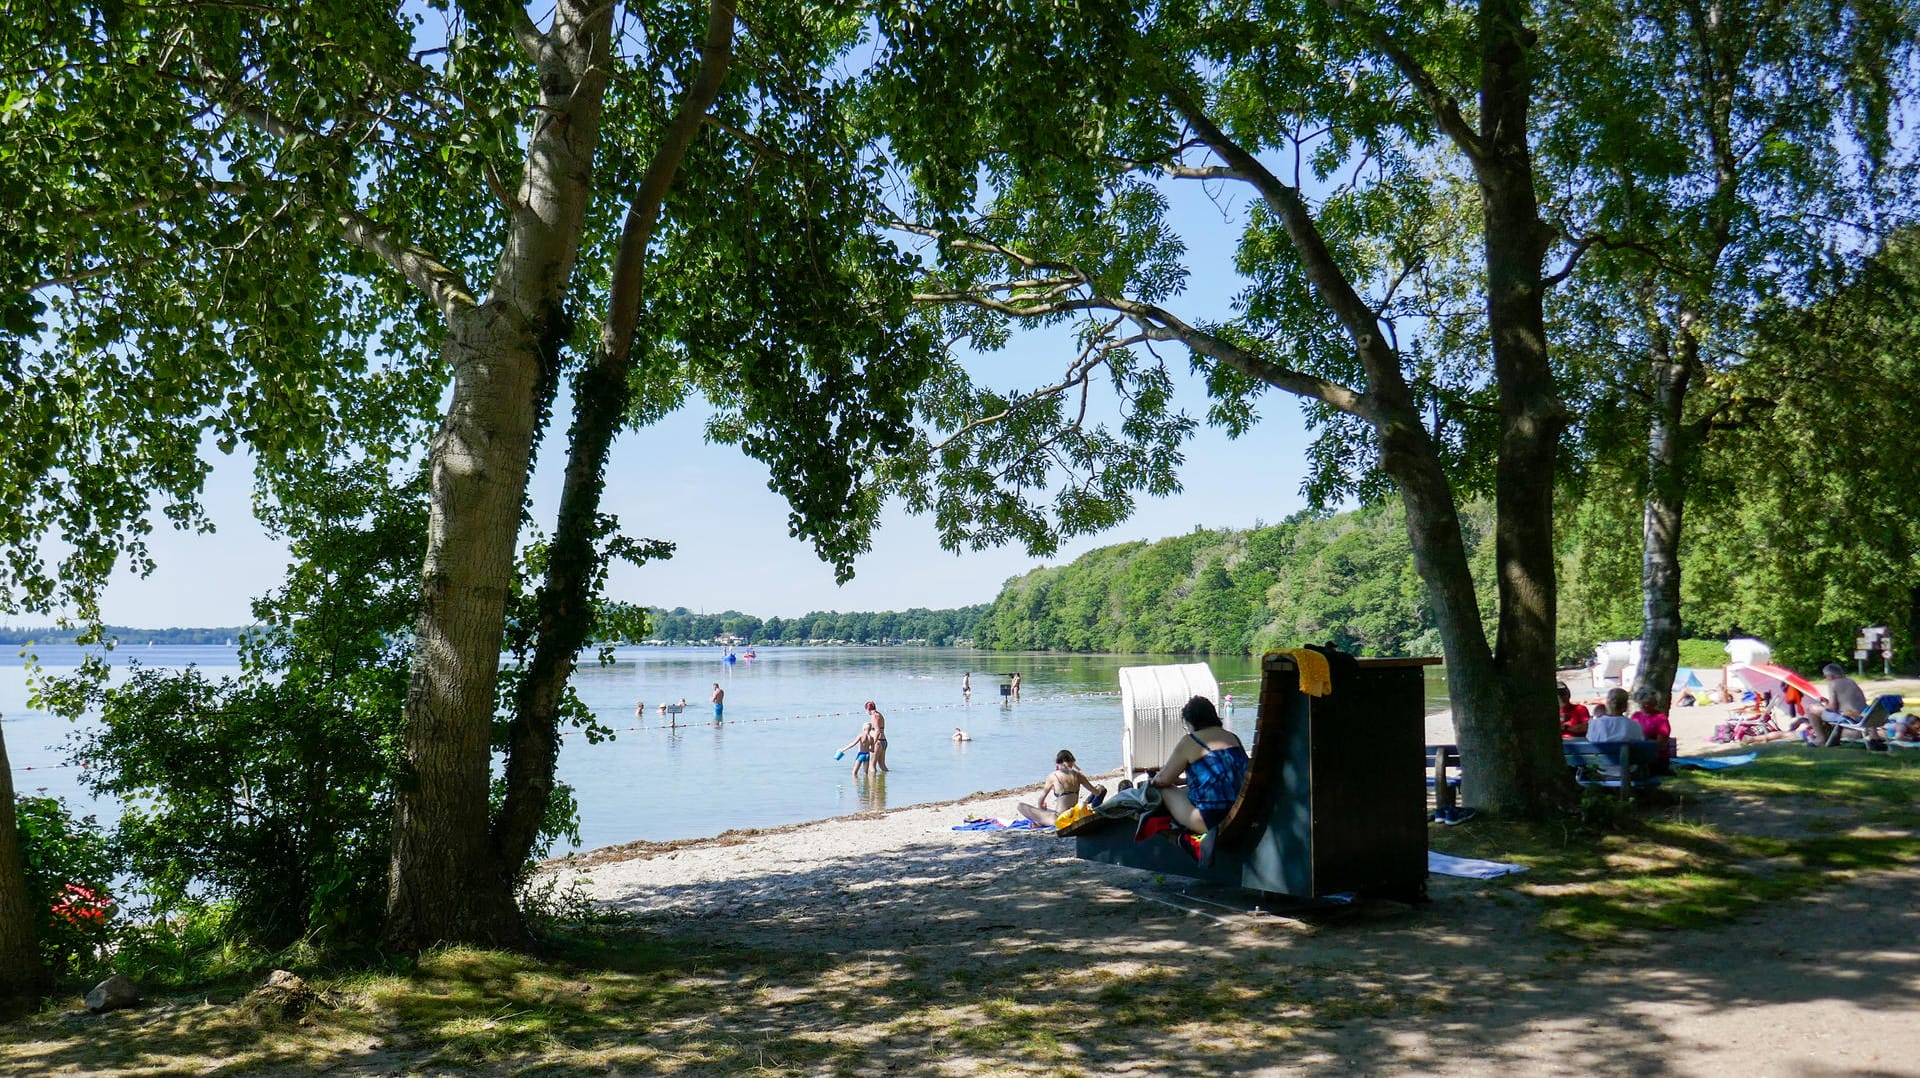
711,682,724,722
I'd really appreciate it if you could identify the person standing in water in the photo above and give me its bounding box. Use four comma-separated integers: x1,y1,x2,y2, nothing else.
711,683,724,722
1010,672,1021,699
962,671,971,698
837,723,876,779
865,700,889,772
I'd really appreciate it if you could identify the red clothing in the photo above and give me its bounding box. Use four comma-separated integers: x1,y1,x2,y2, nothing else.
1559,702,1591,737
1632,710,1673,756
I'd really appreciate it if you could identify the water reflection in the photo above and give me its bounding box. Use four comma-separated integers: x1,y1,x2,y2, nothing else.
854,772,886,812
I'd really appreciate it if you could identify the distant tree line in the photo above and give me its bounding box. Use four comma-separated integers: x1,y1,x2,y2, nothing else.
0,626,253,647
638,605,989,647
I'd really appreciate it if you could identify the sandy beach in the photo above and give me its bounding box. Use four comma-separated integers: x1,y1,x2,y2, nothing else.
541,681,1920,1075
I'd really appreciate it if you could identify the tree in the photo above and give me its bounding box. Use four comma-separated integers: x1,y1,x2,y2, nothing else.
1678,231,1920,668
3,1,934,948
865,0,1570,812
1540,0,1919,701
0,730,50,1015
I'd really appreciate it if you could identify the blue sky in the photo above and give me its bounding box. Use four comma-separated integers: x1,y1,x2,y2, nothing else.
88,183,1320,628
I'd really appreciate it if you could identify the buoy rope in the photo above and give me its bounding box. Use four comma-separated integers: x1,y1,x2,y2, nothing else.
571,688,1128,737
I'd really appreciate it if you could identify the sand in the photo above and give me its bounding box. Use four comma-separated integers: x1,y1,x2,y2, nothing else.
544,682,1920,1074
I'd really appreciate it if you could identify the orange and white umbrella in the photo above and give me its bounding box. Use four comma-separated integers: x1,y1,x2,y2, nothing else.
1729,663,1824,705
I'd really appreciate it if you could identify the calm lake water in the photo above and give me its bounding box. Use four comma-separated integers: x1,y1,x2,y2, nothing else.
3,645,1450,854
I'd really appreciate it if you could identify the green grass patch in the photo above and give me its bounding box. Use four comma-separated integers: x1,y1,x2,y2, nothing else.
1433,744,1920,941
1676,638,1733,669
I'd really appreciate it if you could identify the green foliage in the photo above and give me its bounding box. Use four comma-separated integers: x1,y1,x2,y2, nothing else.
857,1,1497,556
105,901,269,989
641,605,989,646
11,795,115,974
1668,231,1920,670
42,463,424,951
973,502,1497,655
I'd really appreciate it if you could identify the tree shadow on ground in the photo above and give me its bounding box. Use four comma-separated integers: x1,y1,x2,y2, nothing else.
4,817,1917,1076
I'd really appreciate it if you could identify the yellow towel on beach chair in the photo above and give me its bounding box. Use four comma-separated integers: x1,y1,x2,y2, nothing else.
1277,648,1333,697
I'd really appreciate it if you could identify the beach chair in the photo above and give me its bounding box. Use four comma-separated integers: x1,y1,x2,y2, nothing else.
1820,694,1901,747
1075,646,1433,903
1726,702,1781,741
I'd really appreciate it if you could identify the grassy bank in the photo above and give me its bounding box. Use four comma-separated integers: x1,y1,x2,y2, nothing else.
4,743,1917,1076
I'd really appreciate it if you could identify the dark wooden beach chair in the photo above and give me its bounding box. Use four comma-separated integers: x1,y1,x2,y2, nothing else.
1075,647,1434,903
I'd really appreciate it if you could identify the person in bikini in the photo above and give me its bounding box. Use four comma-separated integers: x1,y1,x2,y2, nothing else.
864,700,889,772
1150,695,1248,833
1017,749,1105,826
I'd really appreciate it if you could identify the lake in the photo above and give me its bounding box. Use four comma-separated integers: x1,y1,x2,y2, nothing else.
2,645,1450,854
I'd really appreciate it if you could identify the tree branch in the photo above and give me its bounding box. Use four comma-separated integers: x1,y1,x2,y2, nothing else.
233,104,477,319
601,0,736,362
1163,82,1406,419
1328,0,1489,162
915,277,1372,421
332,204,479,319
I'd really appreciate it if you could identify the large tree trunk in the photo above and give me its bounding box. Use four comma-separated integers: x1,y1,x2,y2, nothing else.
0,728,50,1016
1636,329,1695,708
493,0,735,875
1377,418,1509,806
385,310,548,947
1467,0,1568,815
383,0,614,951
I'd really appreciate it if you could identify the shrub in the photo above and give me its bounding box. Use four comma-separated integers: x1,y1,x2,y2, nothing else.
12,795,116,975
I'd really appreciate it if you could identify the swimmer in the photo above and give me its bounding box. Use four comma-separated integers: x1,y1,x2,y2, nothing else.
952,727,971,742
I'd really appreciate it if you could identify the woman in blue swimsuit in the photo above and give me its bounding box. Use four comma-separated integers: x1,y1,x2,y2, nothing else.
1149,696,1248,833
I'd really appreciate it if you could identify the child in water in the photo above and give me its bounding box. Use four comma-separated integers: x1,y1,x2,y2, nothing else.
837,723,877,778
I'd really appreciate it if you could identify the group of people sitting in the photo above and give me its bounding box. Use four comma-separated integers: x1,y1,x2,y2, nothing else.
1017,695,1249,835
1559,683,1674,757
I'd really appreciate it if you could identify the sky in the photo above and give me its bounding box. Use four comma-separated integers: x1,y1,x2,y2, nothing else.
78,177,1324,628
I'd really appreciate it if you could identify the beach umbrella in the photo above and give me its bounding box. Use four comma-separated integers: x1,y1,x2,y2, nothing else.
1728,663,1823,704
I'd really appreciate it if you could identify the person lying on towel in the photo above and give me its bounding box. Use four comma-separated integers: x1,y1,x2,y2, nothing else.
1148,696,1248,833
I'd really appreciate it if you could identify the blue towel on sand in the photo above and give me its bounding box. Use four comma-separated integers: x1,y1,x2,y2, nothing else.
1428,850,1527,879
1671,752,1757,771
951,818,1042,831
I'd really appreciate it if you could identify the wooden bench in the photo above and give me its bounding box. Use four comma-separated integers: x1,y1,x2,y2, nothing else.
1426,744,1462,821
1562,739,1669,800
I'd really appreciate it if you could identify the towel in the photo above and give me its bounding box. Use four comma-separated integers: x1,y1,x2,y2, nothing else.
951,818,1042,831
1278,648,1333,696
1428,850,1528,879
1670,752,1758,771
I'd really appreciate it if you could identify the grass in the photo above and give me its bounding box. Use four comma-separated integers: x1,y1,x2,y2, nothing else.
4,742,1917,1074
1433,743,1920,941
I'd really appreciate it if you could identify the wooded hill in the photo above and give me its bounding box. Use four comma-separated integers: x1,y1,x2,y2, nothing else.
971,504,1490,659
973,494,1915,674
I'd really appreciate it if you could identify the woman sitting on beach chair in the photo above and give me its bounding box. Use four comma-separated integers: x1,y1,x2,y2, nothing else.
1147,696,1248,834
